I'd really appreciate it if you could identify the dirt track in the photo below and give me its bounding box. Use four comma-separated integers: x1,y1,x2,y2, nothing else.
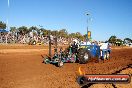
0,45,132,88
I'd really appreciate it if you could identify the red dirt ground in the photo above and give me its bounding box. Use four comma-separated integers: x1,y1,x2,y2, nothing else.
0,44,132,88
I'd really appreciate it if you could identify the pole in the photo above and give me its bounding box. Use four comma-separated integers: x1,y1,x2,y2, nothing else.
49,31,51,57
54,31,57,53
6,0,10,44
87,18,88,42
86,13,89,45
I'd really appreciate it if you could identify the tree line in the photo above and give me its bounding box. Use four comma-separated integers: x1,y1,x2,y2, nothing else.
0,21,132,45
0,21,86,41
108,35,132,46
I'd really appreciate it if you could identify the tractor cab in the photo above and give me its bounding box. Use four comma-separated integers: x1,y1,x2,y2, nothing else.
79,44,101,58
78,42,111,63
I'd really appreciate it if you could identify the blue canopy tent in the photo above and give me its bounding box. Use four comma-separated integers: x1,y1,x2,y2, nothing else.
0,29,9,33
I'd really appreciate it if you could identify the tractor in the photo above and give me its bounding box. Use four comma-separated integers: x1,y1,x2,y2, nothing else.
43,31,111,67
78,42,111,63
44,40,111,67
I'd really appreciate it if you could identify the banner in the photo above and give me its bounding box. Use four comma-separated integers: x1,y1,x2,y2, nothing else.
88,31,91,39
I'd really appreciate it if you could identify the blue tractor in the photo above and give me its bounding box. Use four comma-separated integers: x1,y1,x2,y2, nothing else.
77,43,111,64
43,31,111,67
44,42,111,67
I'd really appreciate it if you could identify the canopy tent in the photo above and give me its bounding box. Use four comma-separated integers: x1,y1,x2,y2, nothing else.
0,29,9,33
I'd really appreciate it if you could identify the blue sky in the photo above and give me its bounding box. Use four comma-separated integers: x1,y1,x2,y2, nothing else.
0,0,132,41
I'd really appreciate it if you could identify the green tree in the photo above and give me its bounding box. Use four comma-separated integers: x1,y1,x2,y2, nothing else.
36,28,42,36
42,29,49,36
18,26,29,35
83,34,87,41
29,26,38,32
58,29,68,38
69,33,76,38
108,35,117,45
29,26,38,36
75,32,81,38
0,21,6,30
51,30,57,36
10,27,17,33
39,28,45,36
116,38,123,46
124,38,132,44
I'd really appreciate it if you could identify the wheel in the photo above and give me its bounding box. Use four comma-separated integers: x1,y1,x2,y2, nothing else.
78,48,91,64
106,52,110,59
44,58,50,64
57,59,64,67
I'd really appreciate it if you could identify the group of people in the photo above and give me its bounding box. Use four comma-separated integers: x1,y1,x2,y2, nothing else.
0,32,76,45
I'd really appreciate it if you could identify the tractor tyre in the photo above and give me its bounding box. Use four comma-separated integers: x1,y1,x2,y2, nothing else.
78,48,91,64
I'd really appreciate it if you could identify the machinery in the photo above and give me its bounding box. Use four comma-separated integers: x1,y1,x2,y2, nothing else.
43,31,111,67
44,40,111,67
44,34,80,67
28,38,42,45
44,46,77,67
78,42,111,63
